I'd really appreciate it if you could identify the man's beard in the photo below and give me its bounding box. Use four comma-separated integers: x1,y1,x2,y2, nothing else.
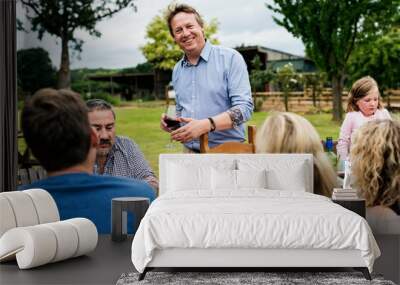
97,139,112,157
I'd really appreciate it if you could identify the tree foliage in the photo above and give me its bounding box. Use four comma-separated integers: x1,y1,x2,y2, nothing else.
273,63,298,111
249,55,275,92
17,47,56,96
348,27,400,92
267,0,399,120
19,0,137,89
301,72,327,107
141,10,219,70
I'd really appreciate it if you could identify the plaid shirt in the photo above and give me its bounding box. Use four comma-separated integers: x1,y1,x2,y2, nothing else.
93,136,158,192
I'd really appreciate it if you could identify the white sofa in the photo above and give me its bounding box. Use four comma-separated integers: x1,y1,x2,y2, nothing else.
132,154,379,280
0,189,98,269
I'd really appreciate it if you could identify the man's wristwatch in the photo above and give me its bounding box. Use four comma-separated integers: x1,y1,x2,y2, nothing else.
208,117,216,132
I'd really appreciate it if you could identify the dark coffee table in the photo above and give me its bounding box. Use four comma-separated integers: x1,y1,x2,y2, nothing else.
0,235,134,285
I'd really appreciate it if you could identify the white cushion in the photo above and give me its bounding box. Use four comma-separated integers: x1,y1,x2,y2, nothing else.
0,189,98,269
266,164,307,192
0,191,39,227
237,169,267,189
42,221,79,262
167,163,212,191
0,196,17,237
23,189,59,223
212,169,237,190
238,159,310,192
159,154,313,195
0,218,97,269
65,218,98,257
0,189,59,237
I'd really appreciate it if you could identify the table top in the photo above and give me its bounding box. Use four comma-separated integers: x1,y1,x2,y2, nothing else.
112,197,149,202
0,235,134,285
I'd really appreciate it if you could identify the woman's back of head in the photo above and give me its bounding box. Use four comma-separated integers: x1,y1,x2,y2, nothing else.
256,112,338,197
351,119,400,208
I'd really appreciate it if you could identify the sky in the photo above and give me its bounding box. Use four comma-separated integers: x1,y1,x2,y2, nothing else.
17,0,305,70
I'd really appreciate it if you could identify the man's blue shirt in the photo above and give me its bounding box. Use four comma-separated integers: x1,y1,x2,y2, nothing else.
19,173,156,233
172,41,253,151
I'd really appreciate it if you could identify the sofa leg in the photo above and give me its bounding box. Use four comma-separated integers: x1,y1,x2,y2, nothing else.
354,267,371,280
138,268,148,281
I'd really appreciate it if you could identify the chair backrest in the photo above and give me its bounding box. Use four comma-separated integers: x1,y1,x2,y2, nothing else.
200,125,256,153
17,167,47,186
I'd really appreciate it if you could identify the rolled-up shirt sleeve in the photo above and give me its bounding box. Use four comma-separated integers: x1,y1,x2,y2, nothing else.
227,51,254,127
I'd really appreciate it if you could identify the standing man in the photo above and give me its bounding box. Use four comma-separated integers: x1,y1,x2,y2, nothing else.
86,99,159,192
160,4,253,152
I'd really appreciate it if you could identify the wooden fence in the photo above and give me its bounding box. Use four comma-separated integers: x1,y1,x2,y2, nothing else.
253,89,400,112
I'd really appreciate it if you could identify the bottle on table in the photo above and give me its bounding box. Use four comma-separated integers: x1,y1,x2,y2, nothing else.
325,137,337,168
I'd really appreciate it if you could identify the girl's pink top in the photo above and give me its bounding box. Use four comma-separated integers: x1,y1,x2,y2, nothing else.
337,108,391,160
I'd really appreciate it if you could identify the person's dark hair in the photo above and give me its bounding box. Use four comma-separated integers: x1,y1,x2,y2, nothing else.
86,98,116,119
21,88,92,172
166,3,204,37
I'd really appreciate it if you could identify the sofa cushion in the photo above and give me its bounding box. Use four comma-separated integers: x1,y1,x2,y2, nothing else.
237,169,267,189
0,189,60,238
167,163,212,192
266,165,307,192
212,168,237,190
238,159,310,192
0,218,97,269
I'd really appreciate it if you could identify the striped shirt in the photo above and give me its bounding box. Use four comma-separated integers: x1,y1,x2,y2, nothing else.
93,136,158,192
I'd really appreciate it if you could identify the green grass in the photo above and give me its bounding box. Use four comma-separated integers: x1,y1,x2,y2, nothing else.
247,111,341,139
18,100,399,176
114,104,342,175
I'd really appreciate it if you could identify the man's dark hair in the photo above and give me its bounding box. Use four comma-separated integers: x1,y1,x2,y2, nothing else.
86,98,116,119
21,88,92,172
166,3,204,37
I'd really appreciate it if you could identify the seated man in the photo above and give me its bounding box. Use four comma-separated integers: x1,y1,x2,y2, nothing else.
19,88,156,233
86,99,158,192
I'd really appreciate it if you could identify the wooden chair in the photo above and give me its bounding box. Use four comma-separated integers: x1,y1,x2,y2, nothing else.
200,125,256,153
17,166,47,186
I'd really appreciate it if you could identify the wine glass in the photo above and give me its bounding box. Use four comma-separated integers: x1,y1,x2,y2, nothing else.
164,104,177,150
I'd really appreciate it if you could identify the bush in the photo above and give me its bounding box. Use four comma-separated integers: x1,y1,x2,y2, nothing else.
254,97,264,112
82,92,121,106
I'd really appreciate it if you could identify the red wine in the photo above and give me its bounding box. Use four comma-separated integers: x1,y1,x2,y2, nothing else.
164,118,180,130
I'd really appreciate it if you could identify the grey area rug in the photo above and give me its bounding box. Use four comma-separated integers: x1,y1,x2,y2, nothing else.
117,271,396,285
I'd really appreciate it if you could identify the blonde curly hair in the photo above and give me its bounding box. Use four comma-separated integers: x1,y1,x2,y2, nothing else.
256,112,338,197
350,119,400,207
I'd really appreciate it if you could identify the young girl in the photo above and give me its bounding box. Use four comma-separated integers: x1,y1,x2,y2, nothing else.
337,76,391,161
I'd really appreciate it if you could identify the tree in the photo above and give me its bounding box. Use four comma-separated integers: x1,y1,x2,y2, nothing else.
249,55,275,92
141,9,219,70
273,63,298,111
267,0,398,120
348,27,400,93
19,0,137,89
301,72,326,108
17,47,56,96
